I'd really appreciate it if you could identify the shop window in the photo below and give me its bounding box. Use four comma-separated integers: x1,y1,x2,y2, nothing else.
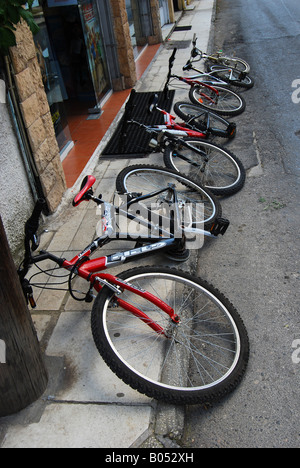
31,0,72,154
30,0,111,155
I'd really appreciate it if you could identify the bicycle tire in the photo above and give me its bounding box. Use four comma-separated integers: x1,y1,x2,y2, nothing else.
164,138,246,196
213,56,251,73
173,102,236,139
207,65,254,89
116,165,221,228
189,85,246,116
91,266,250,405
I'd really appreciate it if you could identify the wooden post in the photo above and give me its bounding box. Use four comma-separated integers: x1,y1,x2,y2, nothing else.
0,215,48,417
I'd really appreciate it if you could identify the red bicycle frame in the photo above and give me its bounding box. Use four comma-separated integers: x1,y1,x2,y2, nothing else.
176,75,219,104
20,179,184,337
149,105,210,139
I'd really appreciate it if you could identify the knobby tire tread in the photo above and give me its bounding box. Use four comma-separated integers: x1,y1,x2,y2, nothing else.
91,266,250,405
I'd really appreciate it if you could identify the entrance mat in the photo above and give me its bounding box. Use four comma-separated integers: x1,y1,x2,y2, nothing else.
101,91,175,159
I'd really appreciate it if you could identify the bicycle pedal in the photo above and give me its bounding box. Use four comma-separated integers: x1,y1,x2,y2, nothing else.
228,123,236,138
210,218,230,236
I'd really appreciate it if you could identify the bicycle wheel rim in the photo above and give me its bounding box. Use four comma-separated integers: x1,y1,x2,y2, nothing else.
97,268,248,401
116,165,220,226
218,57,250,73
174,102,232,137
190,85,245,115
208,66,254,89
165,139,245,195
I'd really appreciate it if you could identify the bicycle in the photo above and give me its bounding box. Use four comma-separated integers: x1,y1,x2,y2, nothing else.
150,91,237,140
172,101,237,140
184,35,254,89
18,178,249,405
164,48,246,116
119,90,246,197
159,52,238,139
190,34,251,73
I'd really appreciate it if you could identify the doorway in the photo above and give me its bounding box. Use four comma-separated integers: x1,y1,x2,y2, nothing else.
159,0,170,26
31,1,112,153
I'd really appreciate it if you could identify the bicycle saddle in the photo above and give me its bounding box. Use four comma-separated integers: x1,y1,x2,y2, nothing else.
73,175,96,206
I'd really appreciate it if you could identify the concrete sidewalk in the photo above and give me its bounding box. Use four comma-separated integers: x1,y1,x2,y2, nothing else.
0,0,216,449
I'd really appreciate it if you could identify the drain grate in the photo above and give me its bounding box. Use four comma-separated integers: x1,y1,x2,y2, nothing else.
174,25,192,31
166,40,192,49
101,91,175,159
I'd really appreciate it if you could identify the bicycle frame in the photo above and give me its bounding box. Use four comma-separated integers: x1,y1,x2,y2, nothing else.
184,34,249,85
163,48,227,106
147,104,207,138
126,116,218,170
183,62,245,87
168,73,220,103
19,179,226,336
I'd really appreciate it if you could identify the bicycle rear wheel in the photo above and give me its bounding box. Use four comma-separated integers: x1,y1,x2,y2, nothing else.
164,138,246,196
189,85,246,116
207,65,254,89
116,165,221,228
173,102,236,139
91,266,250,405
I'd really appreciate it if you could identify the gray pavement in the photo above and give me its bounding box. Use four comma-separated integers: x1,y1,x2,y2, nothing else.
0,0,221,449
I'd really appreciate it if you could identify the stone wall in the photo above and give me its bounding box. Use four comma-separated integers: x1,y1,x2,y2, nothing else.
148,0,163,45
0,78,34,261
9,19,66,213
110,0,137,89
109,0,163,88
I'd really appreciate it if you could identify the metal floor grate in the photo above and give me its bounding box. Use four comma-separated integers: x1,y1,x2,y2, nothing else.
101,91,175,159
166,40,192,49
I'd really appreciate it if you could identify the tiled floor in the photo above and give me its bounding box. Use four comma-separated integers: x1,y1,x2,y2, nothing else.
62,44,161,188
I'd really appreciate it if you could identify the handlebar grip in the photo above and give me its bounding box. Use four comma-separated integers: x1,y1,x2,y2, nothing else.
169,48,177,66
25,198,46,236
125,89,136,112
183,62,192,71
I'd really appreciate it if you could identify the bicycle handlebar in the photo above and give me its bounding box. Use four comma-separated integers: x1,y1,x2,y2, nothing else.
24,198,46,253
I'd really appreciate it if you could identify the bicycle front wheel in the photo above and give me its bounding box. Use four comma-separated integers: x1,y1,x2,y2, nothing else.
91,266,250,405
116,165,221,228
189,85,246,116
164,138,246,196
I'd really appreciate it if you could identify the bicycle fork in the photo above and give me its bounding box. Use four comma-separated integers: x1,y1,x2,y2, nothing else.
93,273,180,338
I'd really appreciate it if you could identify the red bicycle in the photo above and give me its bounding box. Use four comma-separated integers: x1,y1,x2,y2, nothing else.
18,177,249,405
120,90,246,196
148,93,237,140
165,48,246,116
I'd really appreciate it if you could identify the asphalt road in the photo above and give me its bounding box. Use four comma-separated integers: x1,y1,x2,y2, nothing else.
181,0,300,449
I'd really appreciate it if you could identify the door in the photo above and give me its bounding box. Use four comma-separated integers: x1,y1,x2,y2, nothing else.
78,0,111,104
159,0,170,26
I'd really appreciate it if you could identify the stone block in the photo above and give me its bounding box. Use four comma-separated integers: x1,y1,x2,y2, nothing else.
14,68,34,102
27,117,46,152
20,93,40,128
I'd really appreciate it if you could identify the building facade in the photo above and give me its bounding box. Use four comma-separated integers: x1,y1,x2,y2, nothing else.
0,0,185,257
